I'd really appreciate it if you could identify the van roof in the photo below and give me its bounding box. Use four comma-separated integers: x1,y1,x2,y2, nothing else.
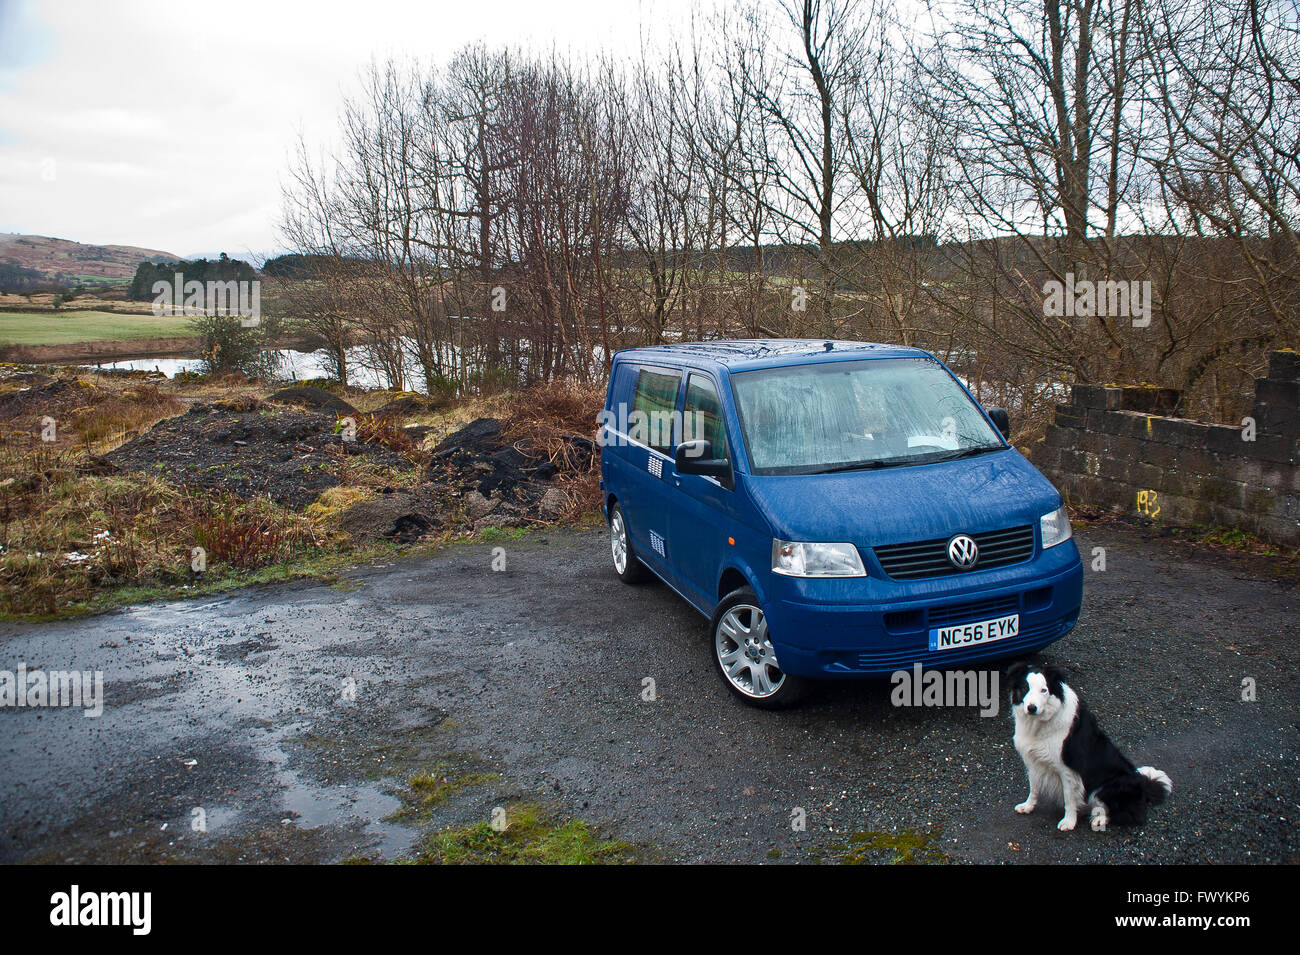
613,338,931,372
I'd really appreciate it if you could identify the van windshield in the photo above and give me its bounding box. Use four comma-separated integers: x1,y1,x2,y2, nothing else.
730,357,1005,475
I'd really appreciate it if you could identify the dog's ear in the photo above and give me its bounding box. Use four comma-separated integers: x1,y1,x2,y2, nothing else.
1004,662,1028,700
1040,664,1069,695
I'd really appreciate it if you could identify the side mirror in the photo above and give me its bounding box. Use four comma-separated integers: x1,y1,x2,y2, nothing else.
987,407,1011,439
675,440,731,481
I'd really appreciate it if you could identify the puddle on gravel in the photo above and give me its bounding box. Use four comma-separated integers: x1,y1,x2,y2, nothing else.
274,766,415,859
202,806,241,832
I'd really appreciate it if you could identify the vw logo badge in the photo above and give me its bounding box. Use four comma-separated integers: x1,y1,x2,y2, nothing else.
947,534,979,570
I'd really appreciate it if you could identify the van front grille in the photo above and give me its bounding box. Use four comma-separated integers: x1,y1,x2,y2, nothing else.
884,593,1021,632
925,594,1021,627
874,526,1035,580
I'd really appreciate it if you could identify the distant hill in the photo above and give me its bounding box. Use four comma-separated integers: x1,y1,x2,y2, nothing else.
0,233,181,282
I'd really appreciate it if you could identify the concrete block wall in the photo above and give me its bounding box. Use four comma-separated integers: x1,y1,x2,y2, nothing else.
1030,350,1300,544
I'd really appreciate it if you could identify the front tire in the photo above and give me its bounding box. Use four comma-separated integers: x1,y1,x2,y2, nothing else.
710,587,806,708
608,503,649,584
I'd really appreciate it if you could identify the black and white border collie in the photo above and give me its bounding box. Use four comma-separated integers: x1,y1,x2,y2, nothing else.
1007,663,1172,831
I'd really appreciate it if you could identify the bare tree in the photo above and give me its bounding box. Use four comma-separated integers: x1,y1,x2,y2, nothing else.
275,7,1294,426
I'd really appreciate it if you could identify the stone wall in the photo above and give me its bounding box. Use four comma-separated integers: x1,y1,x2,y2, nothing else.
1030,350,1299,544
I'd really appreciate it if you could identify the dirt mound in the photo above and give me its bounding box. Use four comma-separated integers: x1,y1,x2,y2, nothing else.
107,403,418,510
418,417,596,529
267,386,358,416
373,394,449,418
430,417,502,454
429,417,558,494
0,375,76,416
102,405,596,541
336,486,445,543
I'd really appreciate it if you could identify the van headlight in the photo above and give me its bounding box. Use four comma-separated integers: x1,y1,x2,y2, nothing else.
772,540,866,577
1040,506,1072,549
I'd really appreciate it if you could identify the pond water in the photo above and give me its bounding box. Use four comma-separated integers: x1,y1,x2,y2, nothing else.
81,347,417,393
82,344,1066,410
82,338,609,394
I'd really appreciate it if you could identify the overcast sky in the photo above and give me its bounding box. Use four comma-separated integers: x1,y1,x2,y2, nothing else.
0,0,706,259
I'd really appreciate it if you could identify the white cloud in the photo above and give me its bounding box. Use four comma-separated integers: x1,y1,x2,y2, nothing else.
0,0,702,257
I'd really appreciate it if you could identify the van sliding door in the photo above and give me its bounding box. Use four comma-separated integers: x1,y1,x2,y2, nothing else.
618,365,683,583
669,372,734,611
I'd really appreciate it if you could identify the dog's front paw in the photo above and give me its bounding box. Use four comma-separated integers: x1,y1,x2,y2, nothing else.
1090,814,1108,832
1057,815,1077,831
1014,800,1036,814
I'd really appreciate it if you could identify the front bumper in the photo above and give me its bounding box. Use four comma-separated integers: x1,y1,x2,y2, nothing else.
763,547,1084,677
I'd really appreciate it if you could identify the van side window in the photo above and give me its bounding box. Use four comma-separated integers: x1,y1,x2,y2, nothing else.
684,374,728,461
632,368,680,453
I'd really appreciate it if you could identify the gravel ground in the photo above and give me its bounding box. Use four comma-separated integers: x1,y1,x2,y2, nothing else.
0,523,1295,864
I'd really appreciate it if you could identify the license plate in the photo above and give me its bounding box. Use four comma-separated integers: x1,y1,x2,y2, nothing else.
929,613,1019,652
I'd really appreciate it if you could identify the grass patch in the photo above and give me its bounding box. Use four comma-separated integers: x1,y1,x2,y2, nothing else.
0,310,195,346
1193,524,1289,558
409,803,639,865
2,537,395,623
0,468,323,618
474,525,532,543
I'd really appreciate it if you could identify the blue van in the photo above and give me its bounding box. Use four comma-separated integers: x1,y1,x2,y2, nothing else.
599,340,1083,708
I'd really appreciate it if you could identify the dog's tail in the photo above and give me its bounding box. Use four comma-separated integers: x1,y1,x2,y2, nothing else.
1137,766,1173,804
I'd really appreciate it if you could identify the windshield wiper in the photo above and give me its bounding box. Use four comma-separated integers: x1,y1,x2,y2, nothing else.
814,459,907,474
813,445,1004,474
809,443,1007,474
928,445,1005,462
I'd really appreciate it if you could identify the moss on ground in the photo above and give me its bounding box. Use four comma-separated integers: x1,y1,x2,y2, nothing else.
816,826,950,865
386,763,501,821
407,803,640,865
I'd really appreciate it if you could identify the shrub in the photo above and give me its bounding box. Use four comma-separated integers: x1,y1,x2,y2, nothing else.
191,314,282,378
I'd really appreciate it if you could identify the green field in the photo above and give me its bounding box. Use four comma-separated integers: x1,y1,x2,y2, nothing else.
71,275,132,285
0,310,196,346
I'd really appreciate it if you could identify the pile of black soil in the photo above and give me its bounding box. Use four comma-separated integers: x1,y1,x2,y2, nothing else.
105,410,596,542
107,402,419,510
334,416,590,544
267,385,358,416
0,375,72,417
423,417,597,528
430,416,592,487
372,394,450,418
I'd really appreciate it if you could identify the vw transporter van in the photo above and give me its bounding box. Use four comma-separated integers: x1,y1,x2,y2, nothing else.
599,340,1083,708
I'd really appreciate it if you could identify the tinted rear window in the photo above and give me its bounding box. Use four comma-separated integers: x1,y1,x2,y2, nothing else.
632,368,680,453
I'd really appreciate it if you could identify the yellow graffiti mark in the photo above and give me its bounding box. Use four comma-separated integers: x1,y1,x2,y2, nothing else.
1136,489,1161,518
